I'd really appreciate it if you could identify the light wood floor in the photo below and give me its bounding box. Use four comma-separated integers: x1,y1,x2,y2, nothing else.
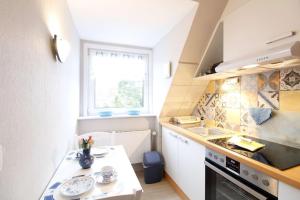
135,170,182,200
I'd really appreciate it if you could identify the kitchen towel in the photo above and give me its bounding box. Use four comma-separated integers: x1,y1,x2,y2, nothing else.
249,107,272,125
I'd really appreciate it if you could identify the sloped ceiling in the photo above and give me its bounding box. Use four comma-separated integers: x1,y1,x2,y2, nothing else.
160,0,228,117
66,0,198,47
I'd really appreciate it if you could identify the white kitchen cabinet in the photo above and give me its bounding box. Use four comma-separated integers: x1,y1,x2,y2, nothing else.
162,127,179,182
278,181,300,200
162,127,206,200
223,0,300,62
177,135,206,200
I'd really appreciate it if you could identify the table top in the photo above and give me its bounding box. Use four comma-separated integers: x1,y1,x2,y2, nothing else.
40,146,143,200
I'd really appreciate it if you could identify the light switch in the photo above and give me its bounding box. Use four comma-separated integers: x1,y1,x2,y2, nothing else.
0,145,3,171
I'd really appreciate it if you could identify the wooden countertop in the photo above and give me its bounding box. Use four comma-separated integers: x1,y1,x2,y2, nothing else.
161,122,300,190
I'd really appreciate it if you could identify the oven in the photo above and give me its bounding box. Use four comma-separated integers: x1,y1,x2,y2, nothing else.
205,149,278,200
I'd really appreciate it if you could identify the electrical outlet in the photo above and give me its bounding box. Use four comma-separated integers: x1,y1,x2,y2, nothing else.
0,145,3,171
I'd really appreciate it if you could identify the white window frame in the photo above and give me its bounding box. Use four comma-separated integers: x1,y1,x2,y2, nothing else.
82,42,153,116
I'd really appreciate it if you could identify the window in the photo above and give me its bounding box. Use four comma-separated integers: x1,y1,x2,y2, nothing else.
83,43,152,116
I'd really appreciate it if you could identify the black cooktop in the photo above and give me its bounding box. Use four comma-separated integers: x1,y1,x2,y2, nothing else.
208,136,300,170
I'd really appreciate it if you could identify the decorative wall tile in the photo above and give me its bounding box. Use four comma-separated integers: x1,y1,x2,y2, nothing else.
240,125,256,135
206,81,216,93
240,91,257,109
258,70,279,91
216,121,225,129
205,120,215,128
220,77,240,93
192,103,201,117
215,105,226,122
240,108,256,127
225,108,240,125
280,67,300,90
192,67,299,133
215,79,224,93
193,93,217,120
205,93,217,108
225,123,240,131
280,91,300,112
258,91,279,110
241,74,257,92
220,92,241,109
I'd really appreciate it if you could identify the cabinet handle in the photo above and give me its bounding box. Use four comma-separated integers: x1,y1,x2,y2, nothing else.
169,132,178,138
178,137,188,144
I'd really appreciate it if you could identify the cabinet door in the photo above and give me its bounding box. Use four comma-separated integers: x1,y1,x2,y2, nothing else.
178,135,206,200
223,0,300,61
162,127,178,181
278,181,300,200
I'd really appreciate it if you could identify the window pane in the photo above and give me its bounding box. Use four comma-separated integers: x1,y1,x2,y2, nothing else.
89,49,147,110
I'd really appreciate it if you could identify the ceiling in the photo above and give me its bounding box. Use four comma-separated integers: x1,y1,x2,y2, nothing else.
66,0,198,47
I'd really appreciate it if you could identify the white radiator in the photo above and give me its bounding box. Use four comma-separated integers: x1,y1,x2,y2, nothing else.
79,129,151,164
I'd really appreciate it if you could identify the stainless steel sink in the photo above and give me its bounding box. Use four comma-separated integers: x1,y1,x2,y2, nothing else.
187,127,208,136
187,127,225,136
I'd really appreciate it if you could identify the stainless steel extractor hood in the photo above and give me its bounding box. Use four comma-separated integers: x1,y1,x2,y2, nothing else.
216,41,300,73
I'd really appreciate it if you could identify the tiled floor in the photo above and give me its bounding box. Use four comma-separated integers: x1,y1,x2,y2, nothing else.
135,170,181,200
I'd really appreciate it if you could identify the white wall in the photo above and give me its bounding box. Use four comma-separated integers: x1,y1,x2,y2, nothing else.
0,0,80,199
152,6,198,151
152,6,198,117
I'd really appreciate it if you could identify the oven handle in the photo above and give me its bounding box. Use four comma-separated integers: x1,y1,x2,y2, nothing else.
205,161,268,200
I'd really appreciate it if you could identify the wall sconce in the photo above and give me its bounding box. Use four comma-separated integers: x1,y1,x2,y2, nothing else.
53,34,70,63
163,61,172,79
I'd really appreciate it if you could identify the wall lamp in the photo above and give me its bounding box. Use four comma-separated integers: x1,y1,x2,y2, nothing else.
53,34,70,63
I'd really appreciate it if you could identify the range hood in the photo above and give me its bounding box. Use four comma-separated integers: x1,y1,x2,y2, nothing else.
216,41,300,73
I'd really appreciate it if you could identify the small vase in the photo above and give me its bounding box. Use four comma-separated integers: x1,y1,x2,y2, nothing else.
77,148,94,169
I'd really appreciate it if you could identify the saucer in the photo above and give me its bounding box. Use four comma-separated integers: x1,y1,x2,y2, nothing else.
95,171,118,184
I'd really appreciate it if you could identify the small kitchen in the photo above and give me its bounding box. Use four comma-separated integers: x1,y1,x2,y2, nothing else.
159,0,300,199
1,0,300,200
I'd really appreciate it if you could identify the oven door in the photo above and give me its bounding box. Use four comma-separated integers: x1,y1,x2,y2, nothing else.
205,161,277,200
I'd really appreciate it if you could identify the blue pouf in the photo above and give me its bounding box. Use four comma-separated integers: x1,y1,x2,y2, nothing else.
143,151,164,184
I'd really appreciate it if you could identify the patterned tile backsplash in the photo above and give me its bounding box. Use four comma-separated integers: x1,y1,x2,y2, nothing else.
192,66,300,144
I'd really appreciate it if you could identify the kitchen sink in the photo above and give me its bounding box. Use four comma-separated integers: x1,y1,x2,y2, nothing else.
187,127,225,136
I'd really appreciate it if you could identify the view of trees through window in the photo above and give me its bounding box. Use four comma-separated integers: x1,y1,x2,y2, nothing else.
112,80,144,108
89,48,148,111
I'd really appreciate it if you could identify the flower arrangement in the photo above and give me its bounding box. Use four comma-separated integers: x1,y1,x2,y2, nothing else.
79,136,94,150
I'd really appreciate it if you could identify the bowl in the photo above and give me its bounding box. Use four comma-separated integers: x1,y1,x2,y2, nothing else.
98,111,112,117
127,110,140,116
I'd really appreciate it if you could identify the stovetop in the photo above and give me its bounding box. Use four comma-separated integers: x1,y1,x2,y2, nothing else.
208,136,300,170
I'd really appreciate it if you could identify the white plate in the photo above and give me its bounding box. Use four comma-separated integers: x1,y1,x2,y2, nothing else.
60,176,95,198
91,148,109,156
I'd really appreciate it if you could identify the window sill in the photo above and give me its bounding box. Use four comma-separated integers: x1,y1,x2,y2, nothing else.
78,113,156,121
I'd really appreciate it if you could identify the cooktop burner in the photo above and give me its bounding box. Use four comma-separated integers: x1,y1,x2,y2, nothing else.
208,136,300,170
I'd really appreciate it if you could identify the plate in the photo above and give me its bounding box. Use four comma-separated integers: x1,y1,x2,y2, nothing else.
91,148,109,156
60,176,95,198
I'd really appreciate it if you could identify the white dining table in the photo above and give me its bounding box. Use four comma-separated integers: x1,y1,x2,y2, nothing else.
40,146,143,200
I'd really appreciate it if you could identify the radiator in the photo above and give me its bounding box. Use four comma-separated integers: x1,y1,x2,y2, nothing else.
79,129,151,164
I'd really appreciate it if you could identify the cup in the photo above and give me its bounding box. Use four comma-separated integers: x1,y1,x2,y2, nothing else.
101,166,115,180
